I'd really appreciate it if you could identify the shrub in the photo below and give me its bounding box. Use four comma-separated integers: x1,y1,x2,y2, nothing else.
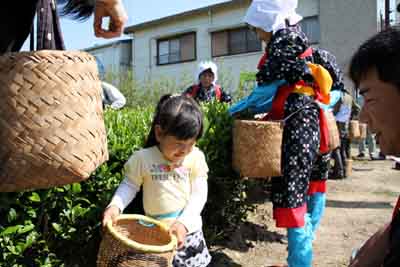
0,102,253,266
199,102,253,241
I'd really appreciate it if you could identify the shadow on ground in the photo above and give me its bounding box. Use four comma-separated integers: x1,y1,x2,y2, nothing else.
209,250,242,267
213,221,286,253
326,199,392,209
245,180,272,204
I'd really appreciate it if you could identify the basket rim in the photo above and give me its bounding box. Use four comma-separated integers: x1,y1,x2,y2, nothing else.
106,214,177,253
234,119,283,125
1,49,91,56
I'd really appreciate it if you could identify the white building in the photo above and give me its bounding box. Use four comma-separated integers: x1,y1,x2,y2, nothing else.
124,0,392,91
84,39,132,76
395,0,400,25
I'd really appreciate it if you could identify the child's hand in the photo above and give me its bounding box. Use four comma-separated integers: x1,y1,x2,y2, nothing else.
169,221,188,249
102,205,120,227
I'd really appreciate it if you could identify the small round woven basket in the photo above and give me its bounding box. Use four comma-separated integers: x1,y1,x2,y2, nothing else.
349,120,361,139
0,50,108,192
97,214,177,267
233,120,283,178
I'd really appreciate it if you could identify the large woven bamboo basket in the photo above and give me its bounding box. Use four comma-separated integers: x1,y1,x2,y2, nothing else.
325,111,340,150
233,120,282,178
349,120,361,139
0,50,108,192
359,123,368,139
97,214,177,267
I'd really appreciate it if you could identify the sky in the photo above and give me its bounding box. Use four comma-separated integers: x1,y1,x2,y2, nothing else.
22,0,399,51
22,0,228,51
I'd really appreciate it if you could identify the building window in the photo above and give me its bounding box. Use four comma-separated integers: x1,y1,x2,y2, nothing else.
299,16,320,44
157,32,196,65
211,27,262,57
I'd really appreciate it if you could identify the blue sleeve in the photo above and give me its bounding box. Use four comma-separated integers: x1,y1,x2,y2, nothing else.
318,90,342,111
229,80,286,115
328,90,342,109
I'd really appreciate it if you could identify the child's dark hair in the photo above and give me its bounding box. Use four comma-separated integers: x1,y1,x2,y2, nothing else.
144,94,204,148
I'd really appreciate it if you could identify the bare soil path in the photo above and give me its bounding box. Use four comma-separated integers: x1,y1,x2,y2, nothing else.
210,159,400,267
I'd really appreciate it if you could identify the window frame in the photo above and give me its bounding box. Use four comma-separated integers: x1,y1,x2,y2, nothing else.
299,15,320,45
156,32,197,66
211,27,262,58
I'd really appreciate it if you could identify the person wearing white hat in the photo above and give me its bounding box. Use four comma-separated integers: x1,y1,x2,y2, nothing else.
244,0,310,85
184,61,231,103
244,1,335,267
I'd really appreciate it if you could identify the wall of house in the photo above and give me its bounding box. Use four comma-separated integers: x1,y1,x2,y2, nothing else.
131,0,318,91
130,0,379,92
132,11,212,89
86,42,132,76
396,0,399,23
319,0,378,90
119,42,133,73
132,1,245,91
394,0,400,24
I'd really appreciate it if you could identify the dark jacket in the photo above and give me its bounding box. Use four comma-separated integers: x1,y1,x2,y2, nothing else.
184,84,231,103
1,0,94,54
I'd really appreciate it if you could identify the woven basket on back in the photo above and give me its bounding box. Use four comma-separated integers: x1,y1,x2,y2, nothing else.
325,111,340,151
0,50,108,192
359,123,368,139
233,120,283,178
97,215,177,267
349,120,361,139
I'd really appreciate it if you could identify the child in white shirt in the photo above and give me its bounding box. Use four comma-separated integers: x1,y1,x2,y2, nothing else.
102,94,211,267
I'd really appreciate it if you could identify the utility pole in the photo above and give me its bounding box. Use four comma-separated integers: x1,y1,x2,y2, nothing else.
385,0,390,29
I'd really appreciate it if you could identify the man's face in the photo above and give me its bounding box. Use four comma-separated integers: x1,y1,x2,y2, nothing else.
359,68,400,156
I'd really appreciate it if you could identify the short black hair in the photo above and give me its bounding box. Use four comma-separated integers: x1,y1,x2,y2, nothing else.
144,94,204,148
349,26,400,91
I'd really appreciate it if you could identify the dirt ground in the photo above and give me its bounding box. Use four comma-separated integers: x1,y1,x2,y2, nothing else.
209,157,400,267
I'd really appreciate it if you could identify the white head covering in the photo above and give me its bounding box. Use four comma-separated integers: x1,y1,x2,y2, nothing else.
244,0,302,33
196,61,218,85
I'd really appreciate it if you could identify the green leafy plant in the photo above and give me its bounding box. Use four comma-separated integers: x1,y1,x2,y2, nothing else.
199,102,253,242
0,101,253,266
235,71,257,100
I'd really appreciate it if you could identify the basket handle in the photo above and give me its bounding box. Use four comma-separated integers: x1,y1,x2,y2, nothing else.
281,100,316,125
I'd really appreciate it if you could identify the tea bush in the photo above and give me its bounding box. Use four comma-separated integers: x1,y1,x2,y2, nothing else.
0,102,253,266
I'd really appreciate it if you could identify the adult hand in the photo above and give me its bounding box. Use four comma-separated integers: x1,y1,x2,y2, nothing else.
102,205,121,227
169,221,188,249
94,0,128,38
